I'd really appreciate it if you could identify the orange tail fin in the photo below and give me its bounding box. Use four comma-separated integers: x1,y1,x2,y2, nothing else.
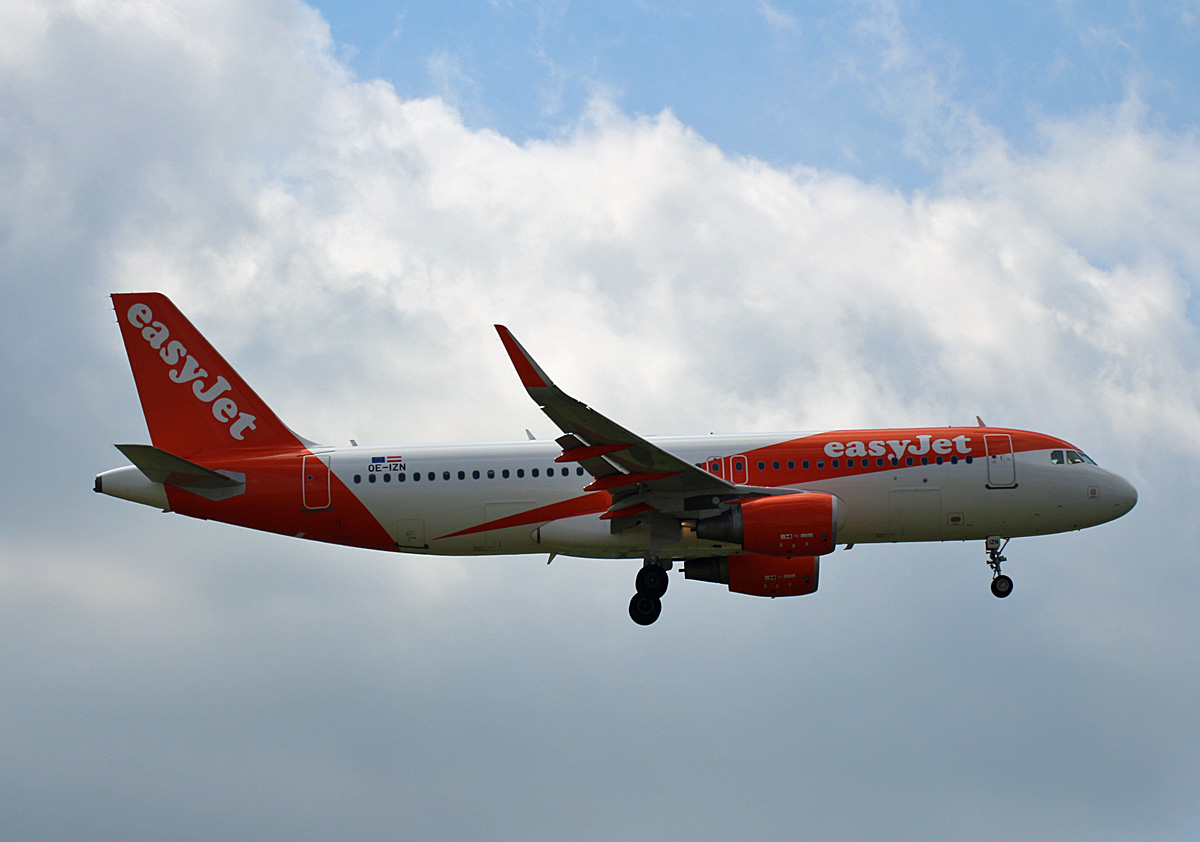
112,292,306,458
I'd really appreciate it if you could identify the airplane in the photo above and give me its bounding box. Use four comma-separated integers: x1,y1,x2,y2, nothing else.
95,292,1138,625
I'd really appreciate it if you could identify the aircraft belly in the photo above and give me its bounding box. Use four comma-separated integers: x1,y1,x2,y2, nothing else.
534,515,739,560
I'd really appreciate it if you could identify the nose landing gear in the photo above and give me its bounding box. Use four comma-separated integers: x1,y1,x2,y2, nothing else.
629,558,669,625
986,537,1013,598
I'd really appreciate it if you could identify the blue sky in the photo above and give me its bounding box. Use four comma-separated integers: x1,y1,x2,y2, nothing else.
313,0,1200,187
3,1,1200,840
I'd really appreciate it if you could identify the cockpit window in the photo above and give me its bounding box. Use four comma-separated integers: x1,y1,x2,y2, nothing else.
1052,449,1097,465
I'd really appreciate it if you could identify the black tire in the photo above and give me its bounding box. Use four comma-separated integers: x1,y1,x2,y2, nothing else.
635,564,669,598
628,593,662,625
991,574,1014,598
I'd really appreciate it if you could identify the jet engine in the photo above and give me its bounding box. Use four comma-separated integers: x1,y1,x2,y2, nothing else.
695,493,839,557
684,553,819,597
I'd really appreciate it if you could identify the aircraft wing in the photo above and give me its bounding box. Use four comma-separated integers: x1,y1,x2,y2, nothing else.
496,326,754,521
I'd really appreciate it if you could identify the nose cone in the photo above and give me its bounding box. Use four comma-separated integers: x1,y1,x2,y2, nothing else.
1109,472,1138,519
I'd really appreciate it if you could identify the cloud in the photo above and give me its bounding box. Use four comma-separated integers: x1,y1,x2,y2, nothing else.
2,1,1200,840
99,81,1200,456
758,0,799,33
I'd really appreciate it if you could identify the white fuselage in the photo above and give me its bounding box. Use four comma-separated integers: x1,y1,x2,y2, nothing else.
305,432,1136,558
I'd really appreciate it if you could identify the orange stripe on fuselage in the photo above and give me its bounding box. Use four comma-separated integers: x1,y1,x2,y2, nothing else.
719,427,1074,488
436,491,611,541
164,450,397,551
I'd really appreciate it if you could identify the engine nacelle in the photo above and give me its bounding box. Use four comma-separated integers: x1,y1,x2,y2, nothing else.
684,553,819,597
695,493,839,558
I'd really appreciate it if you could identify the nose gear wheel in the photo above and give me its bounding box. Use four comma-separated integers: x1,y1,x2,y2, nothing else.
985,537,1013,599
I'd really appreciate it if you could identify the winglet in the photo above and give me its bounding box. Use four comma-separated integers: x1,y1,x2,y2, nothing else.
495,325,554,390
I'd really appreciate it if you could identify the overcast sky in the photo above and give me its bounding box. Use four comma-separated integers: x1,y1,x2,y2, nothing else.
3,1,1200,840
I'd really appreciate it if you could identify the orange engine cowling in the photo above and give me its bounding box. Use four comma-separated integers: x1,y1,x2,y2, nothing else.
684,553,819,597
695,493,839,558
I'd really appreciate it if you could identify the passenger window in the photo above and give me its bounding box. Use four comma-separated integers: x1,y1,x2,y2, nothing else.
532,468,539,477
457,470,465,480
383,473,390,482
473,470,480,479
817,460,825,469
787,460,794,470
502,469,510,479
413,472,420,482
487,469,495,479
427,472,434,481
398,473,406,482
757,461,766,471
443,471,451,481
577,467,584,476
802,460,810,470
354,475,361,484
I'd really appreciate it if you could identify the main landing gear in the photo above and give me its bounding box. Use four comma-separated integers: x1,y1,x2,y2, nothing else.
629,559,670,625
986,537,1013,598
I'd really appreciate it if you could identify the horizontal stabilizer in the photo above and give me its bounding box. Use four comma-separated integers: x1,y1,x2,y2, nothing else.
115,443,244,494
